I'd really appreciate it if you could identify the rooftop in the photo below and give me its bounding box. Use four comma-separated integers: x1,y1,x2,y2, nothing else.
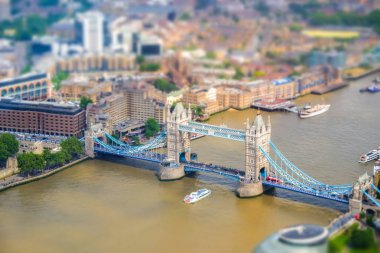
0,73,49,88
0,98,83,116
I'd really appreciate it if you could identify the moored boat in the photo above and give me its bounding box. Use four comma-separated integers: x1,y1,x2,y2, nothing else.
359,147,380,163
184,188,211,204
298,104,330,119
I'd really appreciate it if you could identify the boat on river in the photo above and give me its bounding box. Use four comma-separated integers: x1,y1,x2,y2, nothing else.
184,189,211,204
359,147,380,163
298,104,330,119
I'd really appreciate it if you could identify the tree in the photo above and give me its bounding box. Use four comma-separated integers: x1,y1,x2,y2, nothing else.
350,228,373,249
60,137,83,159
153,79,178,93
233,67,244,80
0,133,19,156
0,142,10,166
255,1,269,16
140,63,160,72
80,96,93,109
17,152,45,175
131,136,140,146
179,12,190,21
52,71,69,91
136,55,145,64
145,118,160,138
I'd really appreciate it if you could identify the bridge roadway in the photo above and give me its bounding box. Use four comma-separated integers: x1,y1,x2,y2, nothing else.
95,142,351,204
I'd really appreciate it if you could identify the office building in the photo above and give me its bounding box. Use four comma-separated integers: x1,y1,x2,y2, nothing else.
0,0,11,21
77,11,105,54
0,98,86,137
309,50,346,68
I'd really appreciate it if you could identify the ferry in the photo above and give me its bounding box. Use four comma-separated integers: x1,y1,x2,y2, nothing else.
298,104,330,119
374,160,380,174
359,148,380,163
184,189,211,204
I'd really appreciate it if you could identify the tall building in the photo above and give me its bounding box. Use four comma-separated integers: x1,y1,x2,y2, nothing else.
0,98,86,137
77,11,105,54
309,50,346,68
0,0,11,21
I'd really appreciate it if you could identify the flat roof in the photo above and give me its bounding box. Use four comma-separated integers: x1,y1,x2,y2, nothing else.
0,98,83,116
0,73,48,88
272,78,294,86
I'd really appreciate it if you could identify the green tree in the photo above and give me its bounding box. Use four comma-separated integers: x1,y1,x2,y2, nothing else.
0,133,19,156
350,228,373,249
52,71,69,91
17,152,45,175
140,63,160,72
153,79,178,93
206,51,216,59
289,24,302,32
233,67,244,80
179,12,190,20
145,118,160,138
131,136,140,146
80,96,93,109
136,55,145,64
60,137,83,159
0,142,10,166
255,1,269,16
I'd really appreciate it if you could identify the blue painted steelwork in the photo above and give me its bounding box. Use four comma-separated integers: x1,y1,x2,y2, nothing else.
362,190,380,207
371,183,380,195
104,132,166,153
179,123,245,142
259,146,352,201
183,162,242,181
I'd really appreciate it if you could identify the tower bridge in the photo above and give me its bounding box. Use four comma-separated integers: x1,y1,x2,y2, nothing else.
82,103,380,211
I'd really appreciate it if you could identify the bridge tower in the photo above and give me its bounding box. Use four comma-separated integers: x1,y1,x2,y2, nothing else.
158,103,191,181
349,172,373,214
84,130,95,158
237,111,271,198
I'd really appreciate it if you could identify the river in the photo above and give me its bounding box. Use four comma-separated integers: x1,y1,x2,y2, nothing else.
0,73,379,253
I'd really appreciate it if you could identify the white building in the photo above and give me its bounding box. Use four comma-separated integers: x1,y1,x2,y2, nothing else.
77,11,105,54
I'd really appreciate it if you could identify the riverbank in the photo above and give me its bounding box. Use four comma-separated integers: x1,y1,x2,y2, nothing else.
344,66,380,81
0,156,89,192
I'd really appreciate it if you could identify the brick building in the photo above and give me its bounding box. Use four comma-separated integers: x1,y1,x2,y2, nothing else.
0,98,86,137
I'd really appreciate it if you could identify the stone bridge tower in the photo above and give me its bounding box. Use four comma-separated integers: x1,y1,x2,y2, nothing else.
237,111,271,198
166,103,192,164
158,103,191,181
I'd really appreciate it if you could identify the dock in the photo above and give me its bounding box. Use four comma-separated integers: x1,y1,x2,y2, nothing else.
251,99,297,112
311,83,348,95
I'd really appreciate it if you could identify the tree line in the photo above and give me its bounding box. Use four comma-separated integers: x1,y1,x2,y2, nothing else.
17,137,84,175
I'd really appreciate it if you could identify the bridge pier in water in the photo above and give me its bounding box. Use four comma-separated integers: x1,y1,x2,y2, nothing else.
237,112,271,198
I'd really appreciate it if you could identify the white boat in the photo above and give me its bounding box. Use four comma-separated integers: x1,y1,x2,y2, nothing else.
184,189,211,204
374,160,380,174
359,148,380,163
298,104,330,119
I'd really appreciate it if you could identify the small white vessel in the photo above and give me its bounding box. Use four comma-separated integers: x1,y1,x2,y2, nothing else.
359,148,380,163
374,160,380,174
184,189,211,204
298,104,330,119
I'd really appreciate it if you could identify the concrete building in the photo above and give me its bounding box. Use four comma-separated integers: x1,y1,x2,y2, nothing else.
272,78,298,100
77,11,105,54
55,53,135,73
60,75,113,103
0,98,86,137
0,0,11,21
0,73,52,100
0,60,16,80
296,71,325,95
87,93,128,128
123,83,166,124
309,50,346,68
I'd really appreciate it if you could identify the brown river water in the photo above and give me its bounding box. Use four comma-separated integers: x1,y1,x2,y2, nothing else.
0,73,379,253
